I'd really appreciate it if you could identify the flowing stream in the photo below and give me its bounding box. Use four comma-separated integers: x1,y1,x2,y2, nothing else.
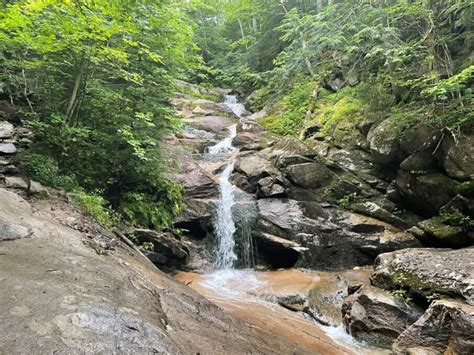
180,95,381,354
214,162,237,269
207,95,246,269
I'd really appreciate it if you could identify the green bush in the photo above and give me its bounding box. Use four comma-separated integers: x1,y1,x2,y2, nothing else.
118,187,183,230
337,192,359,209
69,190,118,229
21,152,77,190
247,86,271,112
311,87,365,138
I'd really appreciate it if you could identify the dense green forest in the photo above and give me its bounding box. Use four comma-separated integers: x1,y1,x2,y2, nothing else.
193,0,473,135
1,0,472,229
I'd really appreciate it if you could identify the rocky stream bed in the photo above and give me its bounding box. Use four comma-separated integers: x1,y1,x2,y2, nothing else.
164,83,474,354
0,82,473,353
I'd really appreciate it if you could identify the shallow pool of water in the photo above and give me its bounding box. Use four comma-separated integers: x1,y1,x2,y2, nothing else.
176,268,388,354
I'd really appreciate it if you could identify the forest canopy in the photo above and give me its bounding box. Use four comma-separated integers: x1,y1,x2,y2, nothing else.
0,0,201,227
1,0,472,228
191,0,473,134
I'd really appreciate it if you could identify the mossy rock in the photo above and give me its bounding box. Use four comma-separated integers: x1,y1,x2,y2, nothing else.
418,216,468,247
456,179,474,198
371,248,474,305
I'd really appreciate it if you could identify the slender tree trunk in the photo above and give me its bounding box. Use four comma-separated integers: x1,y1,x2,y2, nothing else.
238,19,248,49
252,17,258,33
302,40,315,77
66,56,86,121
238,19,245,40
200,10,209,55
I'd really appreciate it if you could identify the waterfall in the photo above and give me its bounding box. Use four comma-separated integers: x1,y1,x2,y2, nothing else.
208,94,254,270
207,124,237,156
214,162,238,269
224,94,247,117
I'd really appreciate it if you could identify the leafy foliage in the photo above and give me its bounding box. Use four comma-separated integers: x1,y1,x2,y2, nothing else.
259,80,317,135
1,0,197,228
21,152,77,190
441,212,474,231
192,0,474,134
69,190,118,229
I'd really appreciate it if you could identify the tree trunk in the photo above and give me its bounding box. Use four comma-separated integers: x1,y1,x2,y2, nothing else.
252,17,258,32
238,19,245,40
302,40,315,77
66,56,86,121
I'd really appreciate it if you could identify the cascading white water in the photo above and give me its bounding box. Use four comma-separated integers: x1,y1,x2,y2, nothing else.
214,162,238,269
224,94,247,117
207,124,237,155
207,94,250,269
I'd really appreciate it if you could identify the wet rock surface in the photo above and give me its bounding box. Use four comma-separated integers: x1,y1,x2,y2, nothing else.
176,268,378,354
342,285,423,348
256,198,420,270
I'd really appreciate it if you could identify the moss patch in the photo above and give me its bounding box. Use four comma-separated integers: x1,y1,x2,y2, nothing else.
259,81,318,136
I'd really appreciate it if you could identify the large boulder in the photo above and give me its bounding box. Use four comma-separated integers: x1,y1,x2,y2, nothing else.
234,152,274,181
285,162,335,189
399,150,437,172
268,137,318,160
400,123,441,155
367,119,403,164
185,116,235,137
176,160,218,199
232,120,267,151
256,176,286,198
326,148,376,175
395,171,458,216
256,199,420,270
371,248,474,305
393,299,474,355
440,131,474,181
342,285,423,348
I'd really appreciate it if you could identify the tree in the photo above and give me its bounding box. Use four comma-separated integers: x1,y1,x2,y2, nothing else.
0,0,200,228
